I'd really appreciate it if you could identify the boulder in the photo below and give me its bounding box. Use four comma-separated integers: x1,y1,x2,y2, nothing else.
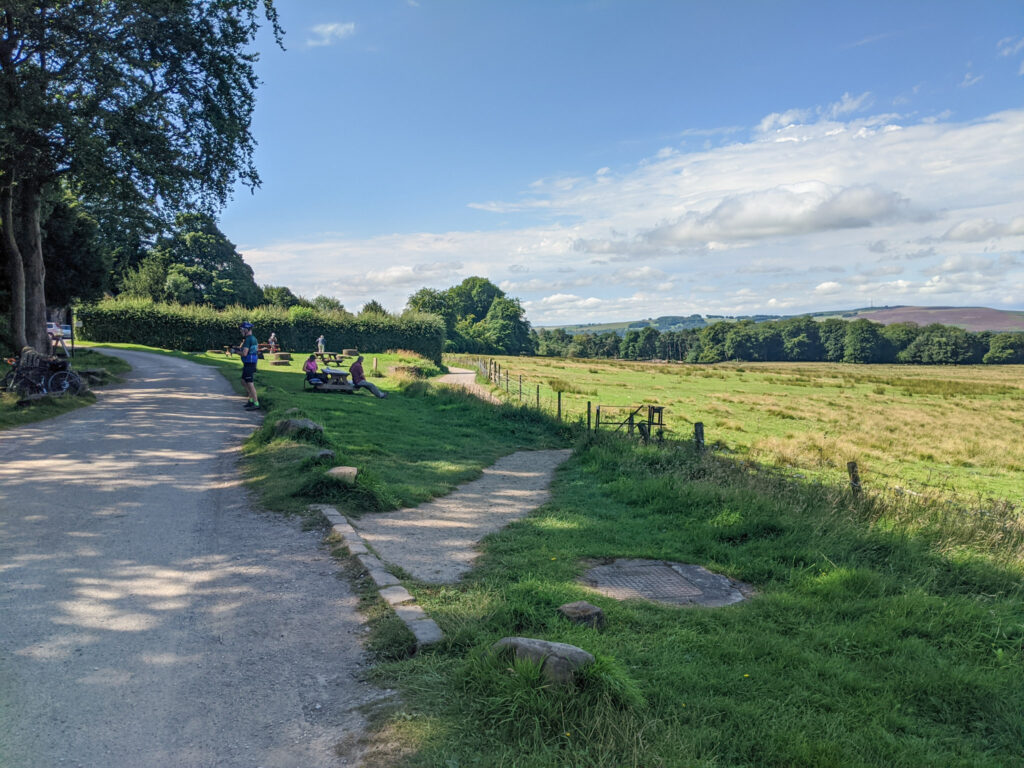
311,449,336,463
273,418,324,438
491,637,595,684
557,601,606,629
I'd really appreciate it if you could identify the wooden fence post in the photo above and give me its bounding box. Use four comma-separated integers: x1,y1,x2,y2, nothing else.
847,461,861,496
628,412,635,435
505,370,509,393
595,405,601,431
536,384,540,409
694,422,705,451
587,401,592,431
373,357,378,372
557,390,562,421
518,374,522,400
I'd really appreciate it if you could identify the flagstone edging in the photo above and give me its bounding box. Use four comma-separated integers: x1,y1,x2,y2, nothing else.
311,504,444,648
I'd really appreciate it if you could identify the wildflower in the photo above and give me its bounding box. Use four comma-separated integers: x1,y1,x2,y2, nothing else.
743,674,750,678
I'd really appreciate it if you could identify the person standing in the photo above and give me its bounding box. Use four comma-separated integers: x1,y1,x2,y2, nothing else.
349,355,387,398
316,334,325,354
268,331,278,352
239,322,260,410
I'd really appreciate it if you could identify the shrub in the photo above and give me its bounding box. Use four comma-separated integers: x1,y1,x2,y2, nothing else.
77,298,445,362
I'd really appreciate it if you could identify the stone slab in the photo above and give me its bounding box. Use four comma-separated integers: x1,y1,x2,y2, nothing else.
407,619,444,647
366,568,400,588
379,586,415,606
393,603,427,623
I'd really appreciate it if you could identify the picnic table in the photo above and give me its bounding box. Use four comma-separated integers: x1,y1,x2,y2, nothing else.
315,352,349,366
321,367,350,385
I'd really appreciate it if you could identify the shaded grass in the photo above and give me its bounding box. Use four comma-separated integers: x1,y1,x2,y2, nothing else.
368,433,1024,767
0,348,132,431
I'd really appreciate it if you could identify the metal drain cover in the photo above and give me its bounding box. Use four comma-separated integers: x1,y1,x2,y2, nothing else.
580,559,752,607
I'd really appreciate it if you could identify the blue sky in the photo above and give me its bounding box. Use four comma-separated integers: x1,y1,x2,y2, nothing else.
220,1,1024,324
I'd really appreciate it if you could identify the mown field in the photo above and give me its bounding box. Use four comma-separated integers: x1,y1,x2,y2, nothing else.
463,356,1024,503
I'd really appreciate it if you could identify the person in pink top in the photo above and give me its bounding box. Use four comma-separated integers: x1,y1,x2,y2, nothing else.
348,355,387,398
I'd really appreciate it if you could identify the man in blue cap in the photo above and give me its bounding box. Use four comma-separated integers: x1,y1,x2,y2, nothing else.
239,322,260,409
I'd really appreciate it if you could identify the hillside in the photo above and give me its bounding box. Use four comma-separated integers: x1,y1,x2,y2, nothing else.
838,306,1024,332
539,306,1024,335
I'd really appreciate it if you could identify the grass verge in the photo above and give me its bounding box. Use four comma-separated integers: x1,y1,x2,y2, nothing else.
363,432,1024,767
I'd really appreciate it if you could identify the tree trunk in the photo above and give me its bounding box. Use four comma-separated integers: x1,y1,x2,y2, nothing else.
0,184,27,350
18,181,47,352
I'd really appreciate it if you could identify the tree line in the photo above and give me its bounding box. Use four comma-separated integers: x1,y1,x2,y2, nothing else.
534,316,1024,365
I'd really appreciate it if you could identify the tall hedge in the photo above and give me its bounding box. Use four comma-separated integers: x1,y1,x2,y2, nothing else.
77,298,446,363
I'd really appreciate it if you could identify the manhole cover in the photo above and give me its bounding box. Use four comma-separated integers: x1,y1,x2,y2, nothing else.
580,559,752,607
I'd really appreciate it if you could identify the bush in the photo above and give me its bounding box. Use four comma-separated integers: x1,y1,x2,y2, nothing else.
76,297,445,362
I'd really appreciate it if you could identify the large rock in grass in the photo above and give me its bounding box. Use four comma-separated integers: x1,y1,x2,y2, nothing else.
491,637,595,684
273,418,324,439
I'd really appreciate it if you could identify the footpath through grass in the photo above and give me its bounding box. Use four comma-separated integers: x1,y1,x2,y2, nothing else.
367,434,1024,767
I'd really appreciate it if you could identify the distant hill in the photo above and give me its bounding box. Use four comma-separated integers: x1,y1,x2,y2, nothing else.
538,306,1024,335
836,306,1024,332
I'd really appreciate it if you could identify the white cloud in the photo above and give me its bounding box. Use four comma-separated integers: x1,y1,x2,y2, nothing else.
942,216,1024,241
997,36,1024,57
242,105,1024,323
814,281,842,294
306,22,355,48
960,71,983,88
826,91,873,118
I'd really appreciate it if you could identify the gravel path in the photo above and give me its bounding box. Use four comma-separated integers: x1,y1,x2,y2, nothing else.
0,350,381,768
353,449,572,584
435,367,501,403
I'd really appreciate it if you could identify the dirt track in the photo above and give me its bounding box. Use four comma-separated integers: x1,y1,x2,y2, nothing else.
0,350,381,768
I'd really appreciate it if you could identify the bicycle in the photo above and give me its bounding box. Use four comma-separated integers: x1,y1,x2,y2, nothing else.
2,352,83,399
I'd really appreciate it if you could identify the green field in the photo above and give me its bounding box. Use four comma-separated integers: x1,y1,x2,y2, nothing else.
458,356,1024,503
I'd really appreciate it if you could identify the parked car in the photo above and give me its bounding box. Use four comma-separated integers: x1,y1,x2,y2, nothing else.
46,322,62,338
60,324,72,338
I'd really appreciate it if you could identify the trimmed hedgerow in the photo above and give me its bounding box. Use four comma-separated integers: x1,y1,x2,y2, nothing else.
77,298,445,363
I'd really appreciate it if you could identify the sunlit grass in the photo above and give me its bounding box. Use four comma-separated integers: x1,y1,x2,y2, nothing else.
463,356,1024,502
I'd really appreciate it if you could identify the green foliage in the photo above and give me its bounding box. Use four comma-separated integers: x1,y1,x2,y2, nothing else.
261,285,307,309
898,323,981,364
1,0,283,349
122,231,264,309
77,298,445,362
407,277,533,355
843,318,887,363
41,189,110,306
359,299,389,316
983,333,1024,364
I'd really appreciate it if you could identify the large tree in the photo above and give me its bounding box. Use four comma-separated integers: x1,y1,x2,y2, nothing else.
0,1,280,350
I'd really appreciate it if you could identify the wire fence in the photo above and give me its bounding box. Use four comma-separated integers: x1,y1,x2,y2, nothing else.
444,354,1023,511
446,354,675,439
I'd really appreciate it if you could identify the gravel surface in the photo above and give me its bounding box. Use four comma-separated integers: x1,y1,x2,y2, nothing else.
0,350,382,768
353,449,572,584
434,368,501,403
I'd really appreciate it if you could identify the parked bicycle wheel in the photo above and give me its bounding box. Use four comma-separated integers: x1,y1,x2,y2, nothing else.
11,372,45,399
47,370,83,396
